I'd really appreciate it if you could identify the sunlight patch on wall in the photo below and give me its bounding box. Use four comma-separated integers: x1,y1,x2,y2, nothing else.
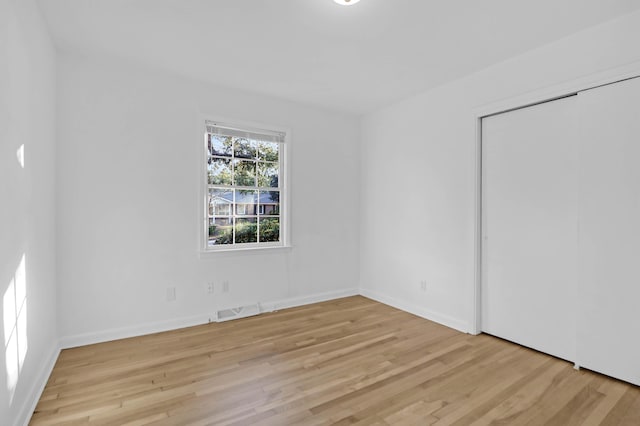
3,254,28,403
16,144,24,168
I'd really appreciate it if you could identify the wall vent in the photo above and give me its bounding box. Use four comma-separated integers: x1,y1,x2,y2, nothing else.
214,303,261,322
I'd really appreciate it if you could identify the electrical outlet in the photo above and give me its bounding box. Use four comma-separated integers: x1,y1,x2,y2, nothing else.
166,287,176,301
223,280,229,293
420,280,427,292
206,281,214,294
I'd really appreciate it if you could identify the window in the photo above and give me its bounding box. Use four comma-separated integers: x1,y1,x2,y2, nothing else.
203,121,286,250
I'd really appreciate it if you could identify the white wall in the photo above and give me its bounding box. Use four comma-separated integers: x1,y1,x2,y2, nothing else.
360,10,640,332
0,0,58,425
56,52,360,345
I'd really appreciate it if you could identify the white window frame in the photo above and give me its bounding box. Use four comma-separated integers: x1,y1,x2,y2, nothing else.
199,116,290,253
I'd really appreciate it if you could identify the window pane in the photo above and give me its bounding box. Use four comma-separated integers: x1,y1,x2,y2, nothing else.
215,204,231,216
213,217,232,226
209,218,233,245
259,217,280,242
257,162,279,188
208,158,232,185
259,191,280,215
258,141,279,162
209,135,232,157
208,188,233,245
233,138,256,159
235,218,257,243
209,188,233,215
234,160,256,187
235,190,257,216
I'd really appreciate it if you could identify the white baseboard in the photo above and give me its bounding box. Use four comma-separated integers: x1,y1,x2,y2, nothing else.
359,288,470,333
59,314,213,349
18,344,60,426
60,287,464,349
59,288,360,349
261,288,360,312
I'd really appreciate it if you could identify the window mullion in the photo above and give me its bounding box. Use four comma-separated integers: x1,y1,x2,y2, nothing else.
232,189,236,244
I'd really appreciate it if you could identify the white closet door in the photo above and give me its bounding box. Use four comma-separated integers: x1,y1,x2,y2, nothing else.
577,77,640,385
482,96,578,362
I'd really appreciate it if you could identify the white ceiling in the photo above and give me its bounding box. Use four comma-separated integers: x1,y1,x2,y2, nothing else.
37,0,640,115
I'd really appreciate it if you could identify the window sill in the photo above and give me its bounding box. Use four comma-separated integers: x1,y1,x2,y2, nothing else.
198,245,293,259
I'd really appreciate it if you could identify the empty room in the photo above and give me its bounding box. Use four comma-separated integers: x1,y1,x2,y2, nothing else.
2,0,640,424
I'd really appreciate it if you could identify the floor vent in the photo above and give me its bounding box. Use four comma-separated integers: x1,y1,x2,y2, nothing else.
215,303,261,322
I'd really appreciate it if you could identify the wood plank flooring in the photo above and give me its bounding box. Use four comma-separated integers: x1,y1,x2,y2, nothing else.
31,296,640,425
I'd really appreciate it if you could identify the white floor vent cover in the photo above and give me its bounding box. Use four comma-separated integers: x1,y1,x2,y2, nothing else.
215,303,261,322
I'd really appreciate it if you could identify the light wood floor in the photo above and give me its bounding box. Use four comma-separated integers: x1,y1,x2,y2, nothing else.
32,296,640,425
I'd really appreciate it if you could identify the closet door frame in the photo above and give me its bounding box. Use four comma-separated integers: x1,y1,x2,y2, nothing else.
470,63,640,335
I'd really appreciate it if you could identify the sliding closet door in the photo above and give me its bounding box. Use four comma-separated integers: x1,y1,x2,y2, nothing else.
577,77,640,385
482,96,578,362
